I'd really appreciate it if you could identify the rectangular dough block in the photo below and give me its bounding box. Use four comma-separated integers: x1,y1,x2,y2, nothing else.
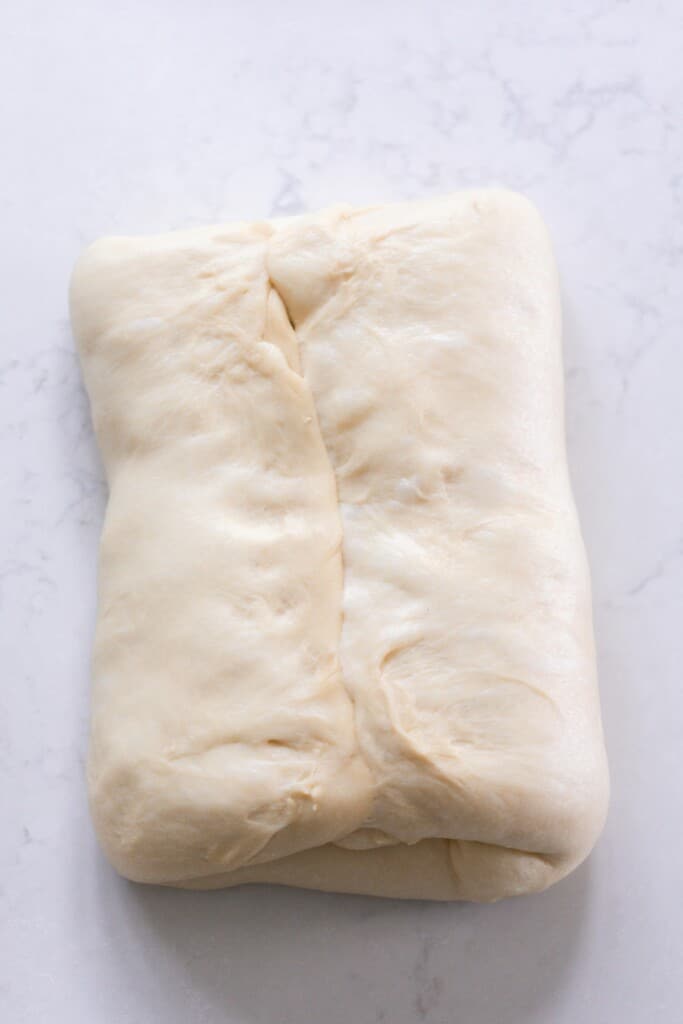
70,190,608,901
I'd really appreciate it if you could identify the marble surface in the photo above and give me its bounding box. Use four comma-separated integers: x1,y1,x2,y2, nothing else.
2,1,682,1020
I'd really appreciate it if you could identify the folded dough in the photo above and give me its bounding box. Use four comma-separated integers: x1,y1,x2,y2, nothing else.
70,190,608,901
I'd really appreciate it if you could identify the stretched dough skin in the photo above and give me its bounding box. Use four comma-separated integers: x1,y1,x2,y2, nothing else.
70,190,609,901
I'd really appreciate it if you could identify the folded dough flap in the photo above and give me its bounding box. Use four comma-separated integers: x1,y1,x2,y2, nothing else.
71,190,608,899
71,226,373,883
267,191,608,861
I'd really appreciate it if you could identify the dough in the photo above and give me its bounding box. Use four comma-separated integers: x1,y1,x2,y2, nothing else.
70,190,609,901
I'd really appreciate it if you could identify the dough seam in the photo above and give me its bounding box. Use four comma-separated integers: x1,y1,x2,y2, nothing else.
266,251,376,827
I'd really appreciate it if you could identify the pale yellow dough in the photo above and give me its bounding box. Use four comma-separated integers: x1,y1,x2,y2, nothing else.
70,190,608,901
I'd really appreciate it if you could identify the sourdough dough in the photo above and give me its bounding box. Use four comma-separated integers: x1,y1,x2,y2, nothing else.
70,190,609,901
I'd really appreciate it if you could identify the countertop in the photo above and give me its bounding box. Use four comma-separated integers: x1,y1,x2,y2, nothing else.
2,1,682,1021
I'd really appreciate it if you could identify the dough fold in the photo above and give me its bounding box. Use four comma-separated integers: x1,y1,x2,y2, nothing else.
71,190,608,901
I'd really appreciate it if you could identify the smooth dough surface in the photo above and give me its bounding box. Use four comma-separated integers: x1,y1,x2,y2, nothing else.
70,190,609,901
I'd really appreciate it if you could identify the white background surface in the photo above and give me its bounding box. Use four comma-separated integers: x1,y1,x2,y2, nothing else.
2,1,682,1021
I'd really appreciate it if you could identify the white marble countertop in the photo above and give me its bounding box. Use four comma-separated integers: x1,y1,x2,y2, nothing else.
2,1,682,1021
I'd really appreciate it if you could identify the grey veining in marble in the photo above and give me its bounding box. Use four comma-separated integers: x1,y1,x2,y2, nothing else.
2,1,682,1021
